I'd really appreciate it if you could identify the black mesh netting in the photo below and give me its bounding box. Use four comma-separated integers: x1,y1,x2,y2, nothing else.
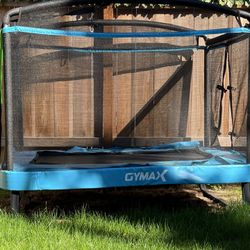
207,37,249,147
207,47,227,146
8,4,197,149
4,2,248,151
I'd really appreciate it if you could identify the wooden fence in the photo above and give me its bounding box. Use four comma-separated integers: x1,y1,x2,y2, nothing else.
0,5,247,147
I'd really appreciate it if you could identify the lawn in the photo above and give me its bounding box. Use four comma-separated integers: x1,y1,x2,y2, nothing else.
0,203,250,250
0,186,249,250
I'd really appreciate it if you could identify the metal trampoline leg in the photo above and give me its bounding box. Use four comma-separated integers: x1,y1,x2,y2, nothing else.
10,191,20,213
242,183,250,204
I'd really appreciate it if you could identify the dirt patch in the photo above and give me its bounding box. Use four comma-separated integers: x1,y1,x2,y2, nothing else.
0,185,242,214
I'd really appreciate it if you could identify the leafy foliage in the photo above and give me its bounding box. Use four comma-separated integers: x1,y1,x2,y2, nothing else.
114,0,250,8
1,0,250,8
203,0,250,8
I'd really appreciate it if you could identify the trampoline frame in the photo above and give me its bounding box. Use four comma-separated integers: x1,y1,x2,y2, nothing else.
2,0,250,212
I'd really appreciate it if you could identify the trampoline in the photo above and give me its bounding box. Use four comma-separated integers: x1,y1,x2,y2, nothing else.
1,0,250,212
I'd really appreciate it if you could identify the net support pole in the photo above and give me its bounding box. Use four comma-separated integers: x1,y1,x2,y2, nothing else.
3,26,14,170
204,47,211,147
242,37,250,204
102,5,113,147
93,7,104,145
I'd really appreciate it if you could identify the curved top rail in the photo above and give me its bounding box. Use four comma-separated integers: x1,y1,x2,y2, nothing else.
49,19,192,32
3,0,250,26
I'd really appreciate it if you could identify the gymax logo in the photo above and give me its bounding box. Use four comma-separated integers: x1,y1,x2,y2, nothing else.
125,170,168,182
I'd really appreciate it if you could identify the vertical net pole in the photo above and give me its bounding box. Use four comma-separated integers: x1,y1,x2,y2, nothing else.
0,30,3,106
0,30,3,165
242,36,250,204
3,25,14,170
204,47,211,147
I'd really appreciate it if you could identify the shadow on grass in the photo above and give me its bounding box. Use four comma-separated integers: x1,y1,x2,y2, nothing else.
21,186,250,250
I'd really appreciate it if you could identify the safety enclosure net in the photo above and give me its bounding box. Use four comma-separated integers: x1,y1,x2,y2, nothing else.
207,36,249,147
2,1,250,169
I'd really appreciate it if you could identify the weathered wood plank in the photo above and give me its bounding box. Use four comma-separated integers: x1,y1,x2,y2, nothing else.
113,137,192,147
23,137,100,147
2,5,244,148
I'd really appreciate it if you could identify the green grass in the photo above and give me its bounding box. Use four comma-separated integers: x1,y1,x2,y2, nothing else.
0,203,249,250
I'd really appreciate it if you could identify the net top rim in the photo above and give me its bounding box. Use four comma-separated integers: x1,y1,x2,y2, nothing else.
3,0,250,26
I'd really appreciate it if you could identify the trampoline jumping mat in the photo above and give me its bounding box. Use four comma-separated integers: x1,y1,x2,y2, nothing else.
32,148,212,165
